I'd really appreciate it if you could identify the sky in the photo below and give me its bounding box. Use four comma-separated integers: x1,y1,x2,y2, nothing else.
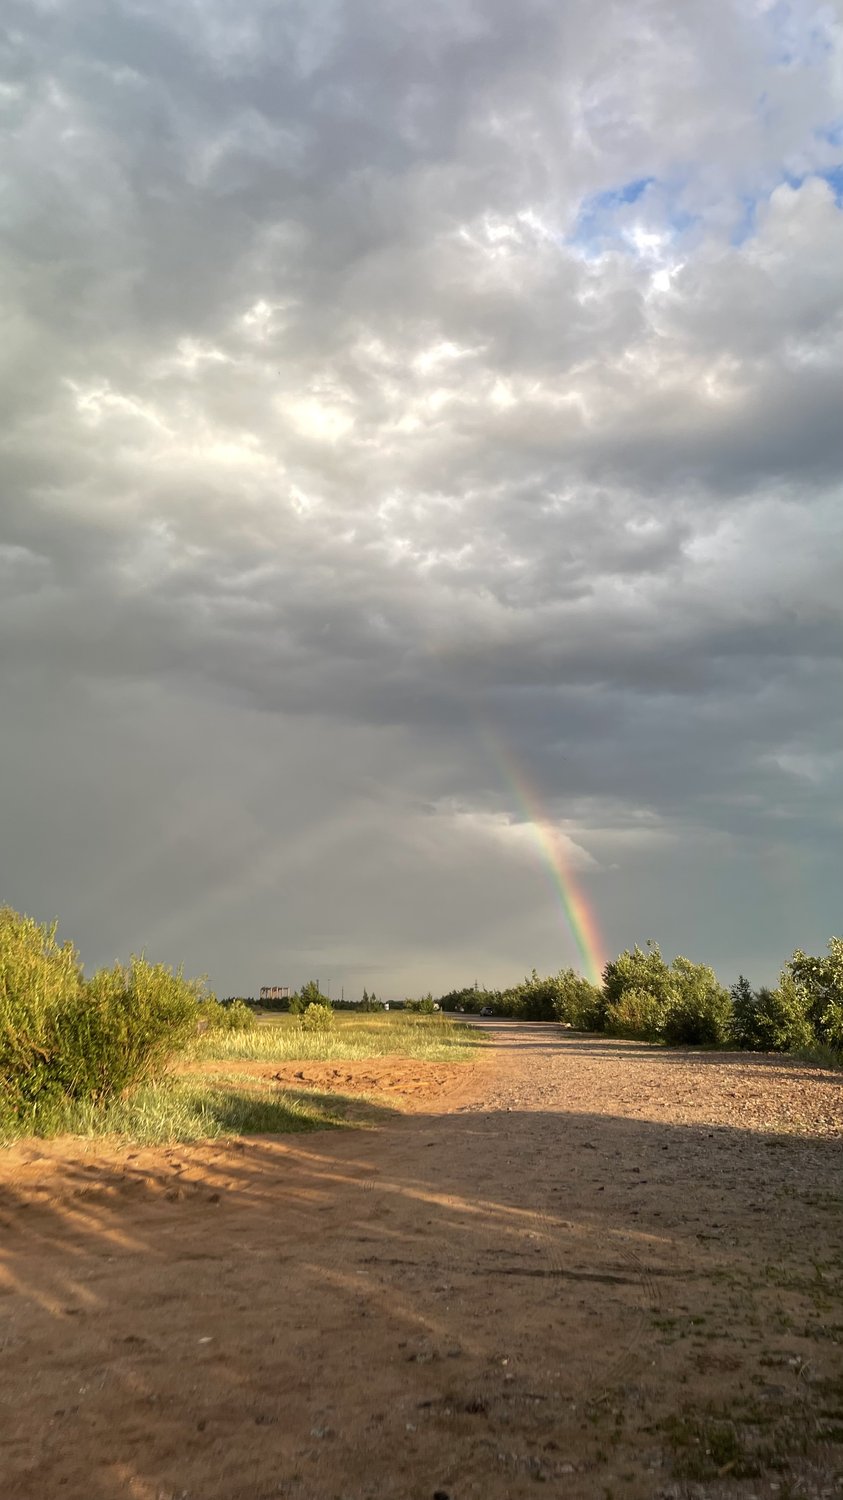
2,0,842,999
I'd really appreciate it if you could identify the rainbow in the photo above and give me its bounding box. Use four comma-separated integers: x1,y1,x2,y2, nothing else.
483,729,605,986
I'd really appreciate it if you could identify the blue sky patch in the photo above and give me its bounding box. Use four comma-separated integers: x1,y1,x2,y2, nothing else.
570,177,656,256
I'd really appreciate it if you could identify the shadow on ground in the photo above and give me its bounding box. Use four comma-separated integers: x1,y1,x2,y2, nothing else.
0,1032,841,1500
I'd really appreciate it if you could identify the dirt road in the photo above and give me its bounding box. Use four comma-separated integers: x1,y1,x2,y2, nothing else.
1,1024,841,1499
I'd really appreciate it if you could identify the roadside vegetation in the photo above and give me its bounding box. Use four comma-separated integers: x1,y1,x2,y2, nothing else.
4,898,839,1147
194,1009,475,1065
438,937,843,1063
0,906,479,1144
4,1077,356,1144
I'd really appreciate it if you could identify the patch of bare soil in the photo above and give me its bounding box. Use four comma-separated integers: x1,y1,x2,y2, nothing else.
193,1055,488,1113
1,1025,841,1500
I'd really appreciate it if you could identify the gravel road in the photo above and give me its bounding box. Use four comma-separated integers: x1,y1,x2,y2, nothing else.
1,1023,841,1499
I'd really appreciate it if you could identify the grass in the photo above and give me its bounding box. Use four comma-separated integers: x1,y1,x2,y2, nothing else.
0,1013,483,1147
0,1014,482,1146
0,1076,358,1145
192,1012,483,1064
660,1395,828,1483
793,1041,843,1072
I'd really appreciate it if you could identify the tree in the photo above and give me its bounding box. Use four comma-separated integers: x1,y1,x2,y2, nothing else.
290,979,330,1015
730,975,759,1049
601,945,730,1045
786,939,843,1047
601,943,674,1034
662,957,731,1046
517,969,560,1022
405,993,436,1013
553,969,602,1029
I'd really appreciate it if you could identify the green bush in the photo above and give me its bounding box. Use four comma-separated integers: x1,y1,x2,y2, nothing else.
553,969,603,1029
604,987,668,1041
49,957,201,1105
731,971,814,1053
200,998,255,1032
290,980,331,1014
0,907,84,1118
405,994,436,1013
223,999,256,1031
601,948,731,1046
518,971,561,1022
786,940,843,1048
743,979,813,1053
662,958,731,1046
0,907,205,1128
298,1002,334,1032
602,944,673,1014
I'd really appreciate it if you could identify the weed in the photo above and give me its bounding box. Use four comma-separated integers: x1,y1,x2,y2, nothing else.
193,1013,480,1065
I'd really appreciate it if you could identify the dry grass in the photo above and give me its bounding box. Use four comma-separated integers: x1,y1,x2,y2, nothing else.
192,1011,482,1064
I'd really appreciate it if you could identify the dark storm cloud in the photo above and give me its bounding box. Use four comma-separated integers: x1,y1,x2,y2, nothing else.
1,0,842,992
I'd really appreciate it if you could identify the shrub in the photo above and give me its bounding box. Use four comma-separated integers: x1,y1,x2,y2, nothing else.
198,998,228,1030
746,979,813,1053
51,958,202,1104
200,998,256,1032
604,987,668,1041
518,971,561,1022
298,1002,334,1032
405,994,436,1013
290,980,331,1015
603,942,674,1003
553,969,602,1030
662,958,731,1046
223,999,256,1031
0,908,205,1126
601,943,674,1031
437,987,479,1012
786,939,843,1048
0,908,84,1118
730,969,815,1054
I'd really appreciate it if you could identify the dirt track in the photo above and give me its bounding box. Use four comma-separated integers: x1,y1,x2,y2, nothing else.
1,1023,841,1500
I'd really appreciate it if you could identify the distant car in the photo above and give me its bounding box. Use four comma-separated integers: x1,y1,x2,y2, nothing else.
480,1007,494,1016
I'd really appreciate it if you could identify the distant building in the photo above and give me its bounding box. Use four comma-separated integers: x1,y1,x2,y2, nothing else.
260,985,290,1001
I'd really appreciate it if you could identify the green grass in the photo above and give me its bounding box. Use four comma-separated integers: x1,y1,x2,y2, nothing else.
0,1077,360,1145
193,1012,483,1064
793,1041,843,1072
0,1014,483,1147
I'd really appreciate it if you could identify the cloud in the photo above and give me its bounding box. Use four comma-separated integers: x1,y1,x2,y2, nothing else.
1,0,842,992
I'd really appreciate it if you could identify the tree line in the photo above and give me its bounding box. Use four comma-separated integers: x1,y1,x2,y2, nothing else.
436,938,843,1059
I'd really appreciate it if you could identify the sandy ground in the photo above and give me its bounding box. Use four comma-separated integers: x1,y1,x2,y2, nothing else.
1,1022,841,1500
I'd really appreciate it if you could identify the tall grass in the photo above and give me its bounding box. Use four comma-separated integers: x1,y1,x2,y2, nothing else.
0,1077,351,1145
193,1014,480,1064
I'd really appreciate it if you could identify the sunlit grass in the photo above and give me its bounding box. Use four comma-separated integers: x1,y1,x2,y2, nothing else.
192,1013,483,1064
0,1078,354,1145
0,1015,484,1146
